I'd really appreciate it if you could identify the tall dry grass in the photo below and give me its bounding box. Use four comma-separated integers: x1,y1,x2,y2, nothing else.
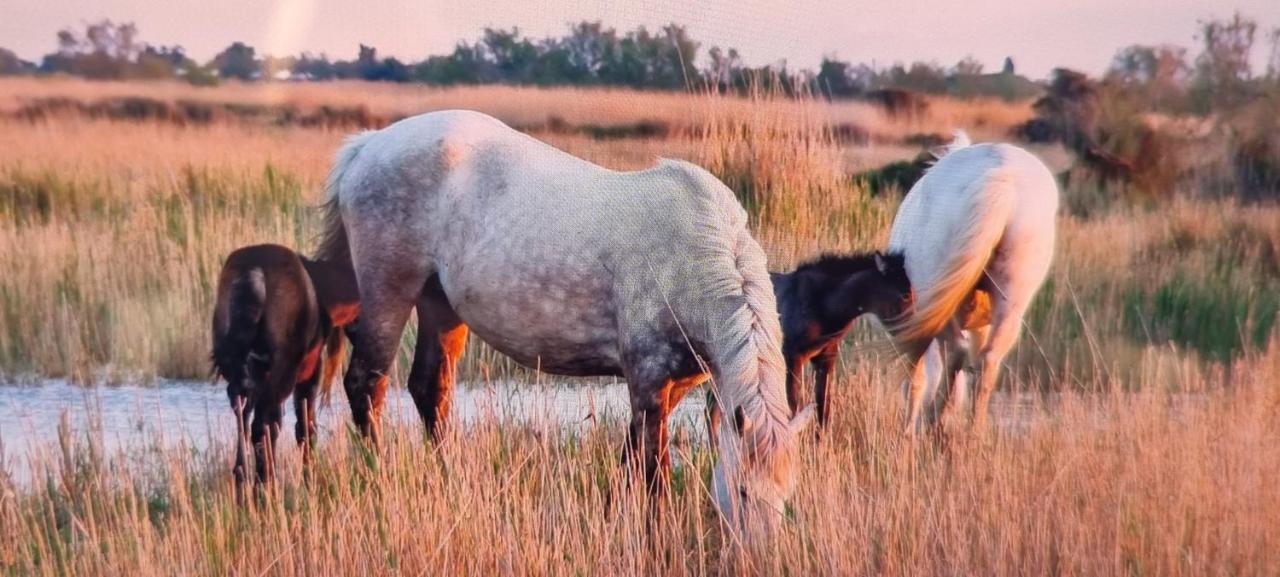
2,344,1278,575
2,75,1279,577
0,80,1276,382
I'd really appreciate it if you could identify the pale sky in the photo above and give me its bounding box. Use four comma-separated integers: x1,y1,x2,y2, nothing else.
1,0,1276,79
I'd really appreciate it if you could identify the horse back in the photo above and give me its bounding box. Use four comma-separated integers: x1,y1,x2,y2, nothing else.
212,244,321,383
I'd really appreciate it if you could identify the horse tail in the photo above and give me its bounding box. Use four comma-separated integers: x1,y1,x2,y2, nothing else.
314,130,375,267
317,325,347,407
936,130,972,158
210,266,267,383
892,171,1016,345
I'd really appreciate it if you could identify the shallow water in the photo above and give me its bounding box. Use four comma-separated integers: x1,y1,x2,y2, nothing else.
0,379,710,485
0,378,1053,487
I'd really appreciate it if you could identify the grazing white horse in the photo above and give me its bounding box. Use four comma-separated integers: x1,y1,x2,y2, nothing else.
315,110,813,532
888,133,1058,433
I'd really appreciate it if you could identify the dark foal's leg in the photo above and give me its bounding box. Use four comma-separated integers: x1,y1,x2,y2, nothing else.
250,399,284,485
231,354,268,492
812,341,840,429
784,353,806,414
250,349,301,485
231,396,252,492
406,279,469,440
293,353,322,471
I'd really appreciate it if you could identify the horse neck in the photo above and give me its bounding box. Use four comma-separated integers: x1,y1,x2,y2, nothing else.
706,321,793,454
820,270,881,324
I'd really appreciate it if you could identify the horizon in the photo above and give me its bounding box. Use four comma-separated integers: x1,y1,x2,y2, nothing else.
1,0,1277,81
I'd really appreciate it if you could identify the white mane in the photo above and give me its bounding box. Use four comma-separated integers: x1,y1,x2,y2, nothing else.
657,159,794,454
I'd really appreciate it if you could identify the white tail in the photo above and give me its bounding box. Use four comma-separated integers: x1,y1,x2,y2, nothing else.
891,171,1016,344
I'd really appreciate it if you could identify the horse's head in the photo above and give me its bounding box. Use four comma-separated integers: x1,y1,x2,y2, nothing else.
711,403,815,534
866,251,912,321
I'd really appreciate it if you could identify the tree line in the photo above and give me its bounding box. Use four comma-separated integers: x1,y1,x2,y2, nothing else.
0,15,1277,109
0,19,1040,99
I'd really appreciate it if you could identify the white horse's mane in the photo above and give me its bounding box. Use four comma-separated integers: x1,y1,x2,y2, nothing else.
656,159,794,456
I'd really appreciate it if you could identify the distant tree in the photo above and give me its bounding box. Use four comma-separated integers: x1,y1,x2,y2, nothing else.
562,21,615,81
657,24,699,88
815,57,863,97
481,28,538,83
529,38,588,85
953,56,984,76
211,41,260,80
292,53,335,80
341,44,410,82
0,48,35,75
1002,57,1015,74
40,20,142,78
886,61,947,93
1107,44,1190,110
413,43,487,85
1265,27,1280,83
134,45,191,79
1191,13,1257,111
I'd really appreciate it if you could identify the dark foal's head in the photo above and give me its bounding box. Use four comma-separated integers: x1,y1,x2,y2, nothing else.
857,251,911,321
791,251,912,326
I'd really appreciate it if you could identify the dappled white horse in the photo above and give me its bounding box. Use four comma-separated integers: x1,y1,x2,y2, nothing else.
889,134,1058,433
315,110,813,532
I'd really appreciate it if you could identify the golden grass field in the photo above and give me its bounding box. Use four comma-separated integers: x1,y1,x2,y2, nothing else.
1,77,1278,575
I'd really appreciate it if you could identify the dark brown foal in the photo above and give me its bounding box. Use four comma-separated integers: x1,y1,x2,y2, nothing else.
211,244,358,489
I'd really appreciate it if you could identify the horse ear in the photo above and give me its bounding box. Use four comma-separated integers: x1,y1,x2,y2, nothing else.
874,251,888,275
790,403,817,435
733,405,751,437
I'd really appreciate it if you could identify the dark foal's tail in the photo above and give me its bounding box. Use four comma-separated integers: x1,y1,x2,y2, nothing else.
210,268,267,386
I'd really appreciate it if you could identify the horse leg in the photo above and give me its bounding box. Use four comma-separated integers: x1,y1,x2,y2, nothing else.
948,326,987,422
406,279,469,440
250,399,284,485
784,353,806,414
344,266,430,445
812,342,839,430
231,396,252,492
293,355,322,471
925,328,969,429
973,298,1026,431
230,353,268,493
899,338,932,436
623,377,673,496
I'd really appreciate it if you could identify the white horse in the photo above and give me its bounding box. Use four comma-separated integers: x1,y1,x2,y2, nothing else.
888,133,1058,433
315,110,813,531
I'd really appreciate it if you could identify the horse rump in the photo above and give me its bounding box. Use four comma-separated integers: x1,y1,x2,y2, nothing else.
210,265,267,390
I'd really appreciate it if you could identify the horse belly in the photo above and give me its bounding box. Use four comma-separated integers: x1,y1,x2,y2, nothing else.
442,266,623,377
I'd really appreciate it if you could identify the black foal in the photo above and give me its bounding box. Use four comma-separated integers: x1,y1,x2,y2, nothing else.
710,251,911,431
